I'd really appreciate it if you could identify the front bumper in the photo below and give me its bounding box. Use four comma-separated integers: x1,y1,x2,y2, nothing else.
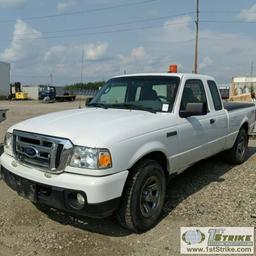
0,153,128,218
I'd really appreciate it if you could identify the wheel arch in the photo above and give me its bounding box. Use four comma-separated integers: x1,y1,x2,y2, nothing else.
241,121,249,134
240,121,249,142
128,150,170,180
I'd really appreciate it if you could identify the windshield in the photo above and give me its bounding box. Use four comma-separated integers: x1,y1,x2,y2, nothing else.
89,76,180,113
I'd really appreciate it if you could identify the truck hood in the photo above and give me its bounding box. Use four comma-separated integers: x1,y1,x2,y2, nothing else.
9,108,175,147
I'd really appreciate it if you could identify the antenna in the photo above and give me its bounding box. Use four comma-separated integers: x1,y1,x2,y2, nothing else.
80,49,85,83
193,0,199,74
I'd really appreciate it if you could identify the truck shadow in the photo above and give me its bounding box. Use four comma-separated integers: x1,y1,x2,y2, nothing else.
2,144,255,237
162,146,256,218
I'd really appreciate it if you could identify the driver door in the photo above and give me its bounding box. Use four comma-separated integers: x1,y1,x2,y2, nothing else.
171,79,212,172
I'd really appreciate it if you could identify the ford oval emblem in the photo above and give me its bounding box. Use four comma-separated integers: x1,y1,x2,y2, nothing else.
23,147,38,158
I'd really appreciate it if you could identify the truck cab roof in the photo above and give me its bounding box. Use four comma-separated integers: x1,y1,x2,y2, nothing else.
112,73,216,82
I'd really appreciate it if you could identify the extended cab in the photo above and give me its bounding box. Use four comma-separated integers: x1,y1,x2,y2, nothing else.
1,73,255,232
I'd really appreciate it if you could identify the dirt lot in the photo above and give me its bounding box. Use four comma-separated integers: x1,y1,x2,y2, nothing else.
0,101,255,256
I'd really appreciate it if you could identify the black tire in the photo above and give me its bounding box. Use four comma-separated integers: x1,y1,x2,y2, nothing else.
222,128,248,164
116,159,166,233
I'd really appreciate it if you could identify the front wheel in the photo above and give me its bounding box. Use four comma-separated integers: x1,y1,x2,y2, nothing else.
116,159,166,233
222,128,248,164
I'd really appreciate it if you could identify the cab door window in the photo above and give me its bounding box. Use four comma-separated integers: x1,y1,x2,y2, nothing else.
180,79,208,111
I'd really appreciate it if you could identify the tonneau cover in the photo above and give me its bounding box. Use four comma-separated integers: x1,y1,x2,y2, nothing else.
223,102,255,112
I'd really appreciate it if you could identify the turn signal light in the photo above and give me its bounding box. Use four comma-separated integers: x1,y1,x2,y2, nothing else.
98,151,112,168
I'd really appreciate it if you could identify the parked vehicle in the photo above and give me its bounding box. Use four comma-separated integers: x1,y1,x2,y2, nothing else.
0,109,8,123
39,86,76,102
9,82,28,100
1,73,255,232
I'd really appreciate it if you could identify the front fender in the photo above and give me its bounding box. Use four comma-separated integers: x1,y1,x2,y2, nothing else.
127,141,170,172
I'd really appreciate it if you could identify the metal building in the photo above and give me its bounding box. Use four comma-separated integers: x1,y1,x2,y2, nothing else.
229,77,256,101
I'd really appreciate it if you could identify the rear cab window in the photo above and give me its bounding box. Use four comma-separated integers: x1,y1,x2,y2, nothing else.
207,80,223,111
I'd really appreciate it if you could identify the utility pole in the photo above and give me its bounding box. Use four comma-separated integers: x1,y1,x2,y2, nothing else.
79,48,85,109
194,0,199,74
250,61,254,94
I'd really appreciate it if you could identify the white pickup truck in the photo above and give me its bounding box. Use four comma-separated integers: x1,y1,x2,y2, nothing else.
1,73,255,232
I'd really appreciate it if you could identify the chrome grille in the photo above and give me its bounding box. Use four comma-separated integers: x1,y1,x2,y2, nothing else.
13,130,73,173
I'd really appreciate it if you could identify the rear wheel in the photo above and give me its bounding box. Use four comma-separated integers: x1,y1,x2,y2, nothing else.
222,128,248,164
116,159,166,233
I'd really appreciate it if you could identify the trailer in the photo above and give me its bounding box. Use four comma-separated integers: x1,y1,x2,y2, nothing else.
40,86,76,102
0,62,10,98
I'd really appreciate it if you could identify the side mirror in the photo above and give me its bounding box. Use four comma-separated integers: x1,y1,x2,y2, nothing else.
180,102,207,118
85,97,94,106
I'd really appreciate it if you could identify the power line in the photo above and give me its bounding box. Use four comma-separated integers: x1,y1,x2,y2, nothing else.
0,19,193,43
201,10,256,14
201,20,256,24
8,12,194,38
0,0,159,23
11,38,198,71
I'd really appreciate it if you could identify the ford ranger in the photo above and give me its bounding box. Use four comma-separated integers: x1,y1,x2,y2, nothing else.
1,73,255,232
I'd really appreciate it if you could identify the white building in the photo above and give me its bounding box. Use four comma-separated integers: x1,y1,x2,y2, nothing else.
0,61,10,97
231,77,256,95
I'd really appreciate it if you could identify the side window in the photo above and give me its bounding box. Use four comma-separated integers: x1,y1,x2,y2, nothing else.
207,80,223,111
180,79,207,111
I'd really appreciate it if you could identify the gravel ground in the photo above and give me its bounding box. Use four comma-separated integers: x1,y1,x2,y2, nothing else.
0,100,255,256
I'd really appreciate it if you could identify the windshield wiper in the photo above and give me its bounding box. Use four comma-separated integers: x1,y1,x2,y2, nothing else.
107,103,157,113
88,103,109,109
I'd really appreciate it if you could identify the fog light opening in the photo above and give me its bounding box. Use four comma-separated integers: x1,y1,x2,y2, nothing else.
77,193,85,206
67,191,86,210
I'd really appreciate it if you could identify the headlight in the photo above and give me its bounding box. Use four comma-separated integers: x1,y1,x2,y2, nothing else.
69,146,112,169
4,132,13,156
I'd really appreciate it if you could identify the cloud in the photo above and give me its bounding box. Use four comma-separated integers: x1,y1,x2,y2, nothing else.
84,42,109,61
160,16,194,42
120,46,148,68
238,4,256,22
199,56,213,70
0,0,26,8
57,0,77,13
131,47,147,60
0,19,112,84
140,14,256,81
2,15,256,85
1,19,43,62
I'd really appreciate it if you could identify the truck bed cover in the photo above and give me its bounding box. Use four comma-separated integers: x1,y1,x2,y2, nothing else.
223,102,255,112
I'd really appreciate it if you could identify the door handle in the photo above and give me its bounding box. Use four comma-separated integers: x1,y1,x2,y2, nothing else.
210,119,216,124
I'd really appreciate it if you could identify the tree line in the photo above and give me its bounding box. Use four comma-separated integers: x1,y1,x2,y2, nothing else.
64,81,105,91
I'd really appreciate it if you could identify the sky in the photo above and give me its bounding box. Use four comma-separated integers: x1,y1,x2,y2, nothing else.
0,0,256,86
